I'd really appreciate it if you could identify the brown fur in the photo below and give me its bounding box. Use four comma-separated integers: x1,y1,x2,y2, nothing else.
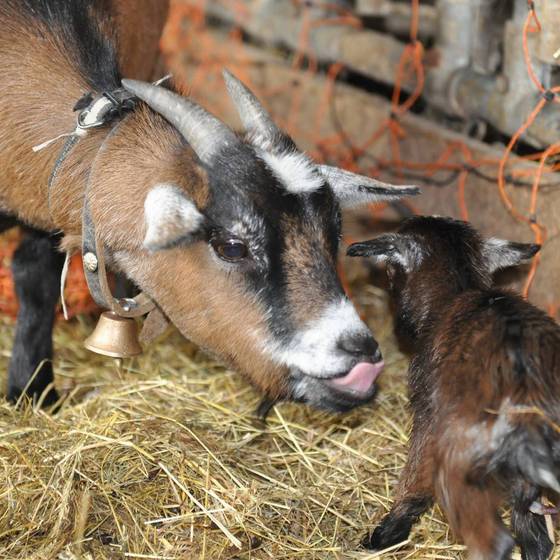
110,0,169,80
119,246,289,398
0,1,169,232
282,215,340,328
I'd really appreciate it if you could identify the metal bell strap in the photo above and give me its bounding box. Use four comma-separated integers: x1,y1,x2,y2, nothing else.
82,199,155,319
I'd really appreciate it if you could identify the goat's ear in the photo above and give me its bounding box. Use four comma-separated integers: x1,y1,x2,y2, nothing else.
143,184,205,251
347,234,400,262
482,238,541,273
319,165,420,209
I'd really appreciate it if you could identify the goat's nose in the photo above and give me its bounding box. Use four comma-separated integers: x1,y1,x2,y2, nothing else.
337,333,381,360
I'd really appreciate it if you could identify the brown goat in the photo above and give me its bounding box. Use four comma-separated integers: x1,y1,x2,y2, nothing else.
349,216,559,560
0,1,416,410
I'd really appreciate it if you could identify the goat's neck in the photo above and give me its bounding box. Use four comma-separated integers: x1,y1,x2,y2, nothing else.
0,24,194,253
48,129,113,237
53,108,197,255
0,17,169,244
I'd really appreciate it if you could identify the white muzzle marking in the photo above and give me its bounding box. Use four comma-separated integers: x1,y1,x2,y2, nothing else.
268,298,371,378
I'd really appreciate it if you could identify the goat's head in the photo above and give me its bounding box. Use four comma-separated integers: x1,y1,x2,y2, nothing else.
348,216,540,340
90,73,420,412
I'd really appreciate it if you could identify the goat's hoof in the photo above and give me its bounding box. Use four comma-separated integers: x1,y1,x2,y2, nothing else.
40,387,60,408
361,526,388,550
361,518,412,551
361,531,378,550
7,386,60,409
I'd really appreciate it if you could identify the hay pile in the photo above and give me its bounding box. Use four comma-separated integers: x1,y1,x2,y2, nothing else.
0,261,539,560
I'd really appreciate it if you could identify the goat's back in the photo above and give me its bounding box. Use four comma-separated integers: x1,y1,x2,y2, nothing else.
428,290,560,416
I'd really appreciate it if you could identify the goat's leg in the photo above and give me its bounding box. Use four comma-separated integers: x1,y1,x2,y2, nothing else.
7,228,64,406
438,472,514,560
363,432,434,550
511,482,554,560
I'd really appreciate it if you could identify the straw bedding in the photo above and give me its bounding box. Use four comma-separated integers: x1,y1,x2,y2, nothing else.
0,260,553,559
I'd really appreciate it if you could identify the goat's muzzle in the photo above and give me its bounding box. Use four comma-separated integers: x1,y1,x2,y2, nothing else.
290,343,384,413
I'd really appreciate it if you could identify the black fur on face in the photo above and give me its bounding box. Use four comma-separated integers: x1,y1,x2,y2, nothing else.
395,217,489,341
348,216,539,346
381,218,488,343
204,141,342,337
397,216,490,289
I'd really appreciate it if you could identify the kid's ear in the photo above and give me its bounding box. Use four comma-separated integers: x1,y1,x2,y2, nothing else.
347,234,401,263
482,238,541,274
143,184,205,251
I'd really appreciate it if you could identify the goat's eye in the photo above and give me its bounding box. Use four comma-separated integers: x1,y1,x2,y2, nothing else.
212,239,248,262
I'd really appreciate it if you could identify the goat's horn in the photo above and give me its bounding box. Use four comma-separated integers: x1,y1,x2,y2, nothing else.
222,70,282,144
122,79,238,163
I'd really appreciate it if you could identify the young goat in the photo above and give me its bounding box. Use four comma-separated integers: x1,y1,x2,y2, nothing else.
0,1,417,411
349,216,559,560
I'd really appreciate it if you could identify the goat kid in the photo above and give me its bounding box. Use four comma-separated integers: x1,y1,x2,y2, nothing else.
0,0,418,411
349,217,559,560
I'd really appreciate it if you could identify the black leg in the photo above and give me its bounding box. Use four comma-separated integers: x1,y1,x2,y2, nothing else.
363,495,431,550
512,483,554,560
7,228,64,407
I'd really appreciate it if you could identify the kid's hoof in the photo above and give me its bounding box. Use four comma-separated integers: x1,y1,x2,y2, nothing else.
361,530,378,550
361,518,413,551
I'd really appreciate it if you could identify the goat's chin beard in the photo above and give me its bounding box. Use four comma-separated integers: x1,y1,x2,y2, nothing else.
223,354,292,403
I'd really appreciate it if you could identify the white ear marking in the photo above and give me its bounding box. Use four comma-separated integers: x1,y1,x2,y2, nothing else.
260,151,324,194
143,184,204,251
483,238,540,274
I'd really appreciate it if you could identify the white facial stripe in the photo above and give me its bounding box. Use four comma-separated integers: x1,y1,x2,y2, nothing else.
143,183,203,251
266,298,372,378
260,151,324,194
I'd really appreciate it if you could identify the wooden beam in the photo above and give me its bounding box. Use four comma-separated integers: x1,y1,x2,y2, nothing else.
200,0,411,86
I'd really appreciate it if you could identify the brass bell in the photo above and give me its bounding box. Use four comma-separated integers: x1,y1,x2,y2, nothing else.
84,311,143,358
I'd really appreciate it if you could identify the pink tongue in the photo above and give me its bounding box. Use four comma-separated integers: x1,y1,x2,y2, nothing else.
330,361,384,394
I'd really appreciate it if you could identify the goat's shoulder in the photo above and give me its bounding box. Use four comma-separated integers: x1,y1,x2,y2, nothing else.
436,289,550,347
